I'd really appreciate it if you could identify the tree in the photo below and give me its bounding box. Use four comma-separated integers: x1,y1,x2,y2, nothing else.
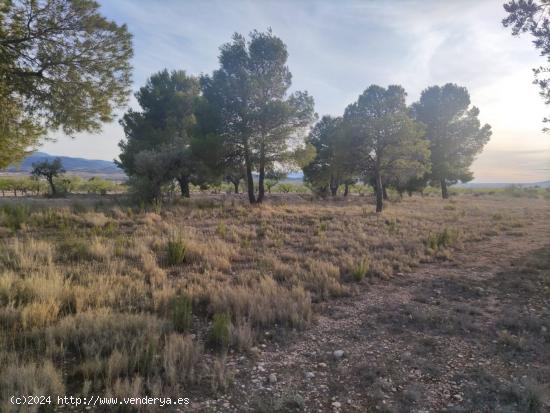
303,116,357,196
264,170,287,193
201,29,316,204
503,0,550,129
0,0,133,136
31,157,65,195
344,85,429,212
411,84,491,199
224,163,245,193
0,84,43,169
117,70,201,199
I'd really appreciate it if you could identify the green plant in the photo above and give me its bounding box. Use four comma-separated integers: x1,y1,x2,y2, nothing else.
166,237,186,265
57,238,92,262
209,313,231,351
170,294,193,333
1,204,30,231
426,227,459,250
352,257,370,282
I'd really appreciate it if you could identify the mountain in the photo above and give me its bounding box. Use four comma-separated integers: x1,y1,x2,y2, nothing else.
454,181,550,189
3,152,124,178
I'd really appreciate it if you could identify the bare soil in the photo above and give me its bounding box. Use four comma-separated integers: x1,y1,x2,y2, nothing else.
199,211,550,412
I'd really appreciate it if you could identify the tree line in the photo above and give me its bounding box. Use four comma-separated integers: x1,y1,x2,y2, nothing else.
117,30,491,211
7,1,544,211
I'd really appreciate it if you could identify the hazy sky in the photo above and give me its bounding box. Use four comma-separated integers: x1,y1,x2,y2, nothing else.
41,0,550,183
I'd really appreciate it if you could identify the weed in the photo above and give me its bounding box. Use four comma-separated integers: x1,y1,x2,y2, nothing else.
209,312,232,351
170,294,192,333
0,204,30,231
166,237,186,265
351,257,370,281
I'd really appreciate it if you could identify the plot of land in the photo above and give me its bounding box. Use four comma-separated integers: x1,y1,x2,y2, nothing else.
0,193,548,412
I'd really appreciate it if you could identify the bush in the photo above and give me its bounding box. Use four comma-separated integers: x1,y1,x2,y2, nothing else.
57,238,92,262
166,237,186,265
352,257,370,282
209,313,231,351
170,294,192,333
0,204,30,231
426,227,459,250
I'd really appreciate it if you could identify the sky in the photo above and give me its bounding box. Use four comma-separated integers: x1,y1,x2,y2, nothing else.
41,0,550,183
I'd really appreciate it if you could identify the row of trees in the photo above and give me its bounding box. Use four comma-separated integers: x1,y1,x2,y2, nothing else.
118,30,491,211
304,84,492,210
0,157,122,197
117,30,316,204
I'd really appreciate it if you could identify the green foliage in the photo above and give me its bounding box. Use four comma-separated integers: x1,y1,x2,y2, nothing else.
344,85,429,212
170,294,193,333
57,238,92,262
0,0,133,135
426,227,459,250
201,29,316,203
166,237,186,266
411,84,491,198
0,86,43,169
352,257,370,282
118,70,206,201
303,115,356,195
503,0,550,130
0,204,30,232
31,158,65,196
209,313,232,351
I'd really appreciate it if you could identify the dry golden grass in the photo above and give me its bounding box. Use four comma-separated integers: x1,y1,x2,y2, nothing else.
0,193,548,405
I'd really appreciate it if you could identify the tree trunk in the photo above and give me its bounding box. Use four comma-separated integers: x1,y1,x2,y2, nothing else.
233,180,239,194
244,145,256,204
344,183,349,197
440,178,449,199
382,185,388,200
375,170,383,213
178,176,190,198
47,177,56,195
257,165,265,203
330,175,338,196
257,144,266,203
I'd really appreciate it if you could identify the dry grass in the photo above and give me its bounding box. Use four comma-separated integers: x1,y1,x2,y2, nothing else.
0,193,548,404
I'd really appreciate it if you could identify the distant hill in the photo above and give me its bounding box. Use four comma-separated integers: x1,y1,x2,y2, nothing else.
2,152,125,180
454,181,550,189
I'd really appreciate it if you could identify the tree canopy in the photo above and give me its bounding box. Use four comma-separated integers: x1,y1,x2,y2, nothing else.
411,83,491,198
503,0,550,129
0,0,133,167
303,115,357,196
201,29,316,203
343,85,429,211
117,69,202,200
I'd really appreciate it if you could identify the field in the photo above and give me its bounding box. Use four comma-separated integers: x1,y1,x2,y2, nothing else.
0,191,549,412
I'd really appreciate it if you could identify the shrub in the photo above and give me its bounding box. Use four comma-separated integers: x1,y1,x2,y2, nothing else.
57,238,92,262
0,360,65,413
163,333,202,386
0,204,30,231
170,294,192,333
209,312,231,351
352,257,370,282
426,227,459,250
166,237,186,265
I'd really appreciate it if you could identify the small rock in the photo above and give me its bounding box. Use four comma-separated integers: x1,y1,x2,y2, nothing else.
269,373,277,384
332,401,342,408
333,350,345,359
306,372,315,379
318,362,327,368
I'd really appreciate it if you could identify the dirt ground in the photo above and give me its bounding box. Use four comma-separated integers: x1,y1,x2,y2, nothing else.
197,204,550,412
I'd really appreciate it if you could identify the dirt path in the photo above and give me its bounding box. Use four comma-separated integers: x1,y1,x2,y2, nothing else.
203,219,550,412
